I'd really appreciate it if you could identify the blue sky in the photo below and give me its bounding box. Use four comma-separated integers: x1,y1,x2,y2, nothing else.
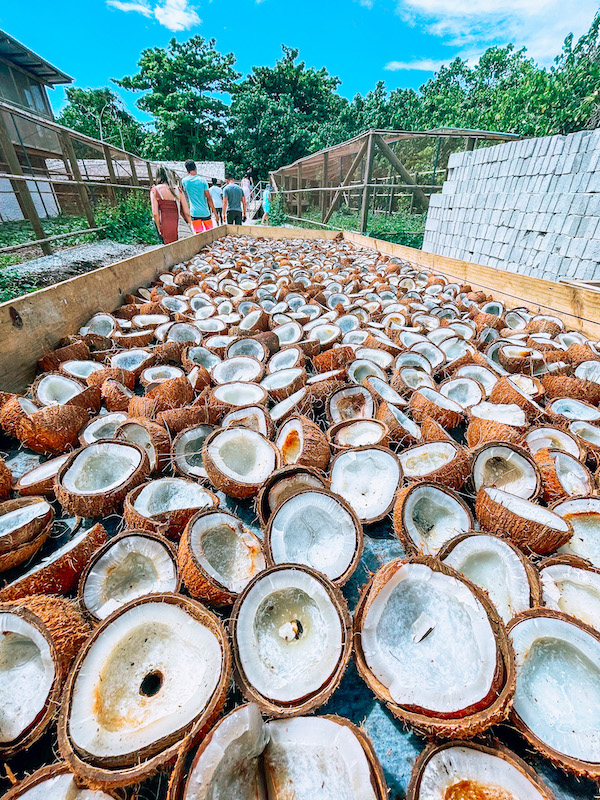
1,0,598,122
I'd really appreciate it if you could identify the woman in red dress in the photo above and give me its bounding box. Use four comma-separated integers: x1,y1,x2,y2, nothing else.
150,166,192,244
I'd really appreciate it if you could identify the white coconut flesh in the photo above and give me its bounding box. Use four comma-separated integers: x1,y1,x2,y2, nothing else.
173,427,212,478
168,324,202,343
274,322,302,346
348,360,387,384
214,383,266,407
35,375,82,406
575,361,600,383
400,369,435,391
9,525,92,582
183,704,268,800
402,486,471,555
356,348,393,370
309,325,341,346
330,449,400,522
208,430,275,486
416,744,549,800
222,407,268,436
189,512,265,593
269,492,359,580
484,488,572,534
0,500,51,540
134,479,213,518
511,614,600,762
18,455,69,489
470,402,526,426
142,366,184,384
525,428,580,457
361,563,498,712
227,340,266,362
68,601,223,758
133,314,169,329
17,398,39,415
550,452,591,496
81,413,128,444
83,535,178,619
330,388,374,423
62,443,142,495
270,389,307,423
473,446,538,498
61,360,104,379
187,347,221,371
386,404,422,439
213,358,262,384
417,388,462,414
118,422,159,471
0,613,54,743
556,498,600,567
16,773,111,800
81,314,115,337
235,569,343,703
399,443,457,479
367,377,404,405
262,369,303,392
269,349,301,372
456,365,498,395
262,717,378,800
336,420,386,447
442,535,531,623
570,420,600,446
550,398,600,422
440,379,482,409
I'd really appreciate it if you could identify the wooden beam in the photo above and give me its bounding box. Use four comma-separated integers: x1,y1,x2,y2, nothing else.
103,144,117,204
320,151,329,220
323,139,368,224
60,131,96,228
374,134,429,211
128,154,140,187
0,112,52,255
359,134,375,234
296,164,302,219
146,161,154,185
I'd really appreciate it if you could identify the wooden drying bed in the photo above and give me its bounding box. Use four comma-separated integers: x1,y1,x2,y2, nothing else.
1,223,599,394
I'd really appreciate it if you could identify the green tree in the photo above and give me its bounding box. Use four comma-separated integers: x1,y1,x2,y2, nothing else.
115,36,239,160
57,87,145,152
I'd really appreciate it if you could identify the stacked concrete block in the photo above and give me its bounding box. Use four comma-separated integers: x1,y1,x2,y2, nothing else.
423,129,600,282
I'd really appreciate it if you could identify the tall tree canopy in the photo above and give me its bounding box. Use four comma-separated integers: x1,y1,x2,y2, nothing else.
57,87,144,152
114,35,238,160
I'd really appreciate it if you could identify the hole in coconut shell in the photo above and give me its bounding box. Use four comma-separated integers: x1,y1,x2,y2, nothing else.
140,670,163,697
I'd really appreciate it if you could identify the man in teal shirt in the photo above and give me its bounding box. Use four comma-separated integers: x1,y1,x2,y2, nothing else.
182,160,217,233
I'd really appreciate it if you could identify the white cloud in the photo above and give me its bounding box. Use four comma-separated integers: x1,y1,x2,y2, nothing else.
107,0,201,30
398,0,599,63
385,57,447,71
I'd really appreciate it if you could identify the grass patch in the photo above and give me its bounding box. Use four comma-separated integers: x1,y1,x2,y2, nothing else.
0,270,42,303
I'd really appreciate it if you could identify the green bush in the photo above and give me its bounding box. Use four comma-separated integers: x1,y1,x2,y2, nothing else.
96,193,161,245
0,270,40,303
268,193,286,226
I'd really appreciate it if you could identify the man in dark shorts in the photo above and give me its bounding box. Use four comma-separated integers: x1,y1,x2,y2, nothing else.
222,175,247,225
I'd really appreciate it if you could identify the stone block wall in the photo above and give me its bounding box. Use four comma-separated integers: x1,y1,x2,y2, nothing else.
422,129,600,281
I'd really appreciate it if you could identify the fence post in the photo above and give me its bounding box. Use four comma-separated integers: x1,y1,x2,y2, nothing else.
296,164,302,220
60,132,95,227
0,111,52,255
128,154,140,186
102,144,117,205
360,133,375,234
320,152,329,221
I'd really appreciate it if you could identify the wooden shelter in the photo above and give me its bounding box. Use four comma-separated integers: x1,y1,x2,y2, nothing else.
270,128,519,233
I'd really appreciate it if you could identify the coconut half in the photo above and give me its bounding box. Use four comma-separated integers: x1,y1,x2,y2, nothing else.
328,418,389,450
393,483,473,556
58,594,231,786
79,531,179,620
470,402,527,428
79,413,128,445
15,454,69,497
555,496,600,567
508,609,600,778
56,441,150,517
276,415,330,471
330,446,401,524
534,448,593,502
540,558,600,633
178,509,265,605
171,425,214,481
265,489,362,584
398,441,469,490
231,565,351,715
355,558,514,738
203,428,279,499
1,763,113,800
328,387,375,423
256,465,329,527
439,533,539,623
440,377,483,409
125,478,218,539
170,705,386,800
471,442,540,499
407,741,552,800
117,418,171,473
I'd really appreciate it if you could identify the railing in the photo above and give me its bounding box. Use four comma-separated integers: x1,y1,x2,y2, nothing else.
246,180,268,220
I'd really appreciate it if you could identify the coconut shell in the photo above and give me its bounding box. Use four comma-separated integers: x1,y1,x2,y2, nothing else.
0,763,117,800
0,523,107,601
353,556,516,739
327,418,390,451
542,374,600,405
466,418,521,448
57,593,231,788
229,564,352,717
374,401,421,445
401,441,470,491
202,429,281,500
0,525,50,573
38,341,90,373
475,486,573,555
278,415,330,470
533,447,593,504
0,497,54,555
420,417,456,444
145,375,194,411
0,395,38,438
55,441,150,518
101,379,132,412
158,404,213,435
15,404,89,455
488,377,546,423
0,457,12,501
566,342,598,367
155,340,187,364
87,367,136,390
408,390,463,430
307,371,347,406
393,484,473,554
313,346,355,373
64,384,102,414
255,465,330,527
178,510,264,605
112,329,154,348
116,417,172,473
128,394,159,419
123,480,218,540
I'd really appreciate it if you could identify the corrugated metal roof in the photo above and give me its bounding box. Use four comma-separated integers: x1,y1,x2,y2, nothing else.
0,30,72,85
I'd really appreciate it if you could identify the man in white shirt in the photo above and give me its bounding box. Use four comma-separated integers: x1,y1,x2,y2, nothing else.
209,178,224,225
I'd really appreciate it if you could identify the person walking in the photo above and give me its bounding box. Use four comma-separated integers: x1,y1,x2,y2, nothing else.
261,183,272,226
241,174,252,209
182,160,217,233
150,165,192,244
209,178,223,225
222,175,247,225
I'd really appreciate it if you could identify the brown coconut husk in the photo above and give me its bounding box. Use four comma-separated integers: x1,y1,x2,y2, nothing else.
101,379,133,412
229,564,352,717
57,593,231,788
0,457,13,501
146,375,194,411
15,404,90,455
542,374,600,405
178,509,264,605
533,446,593,504
313,346,355,373
406,740,554,800
0,395,40,438
158,404,213,435
354,556,515,739
306,370,347,406
0,522,107,602
374,401,421,446
65,384,102,414
408,389,463,430
112,329,155,349
38,341,90,373
475,486,573,555
277,414,330,470
116,417,172,473
0,526,50,573
123,480,218,540
420,417,456,444
255,465,329,527
400,441,470,491
565,342,598,366
264,368,307,402
87,367,136,390
488,377,547,423
55,441,150,518
466,418,521,449
0,497,54,555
